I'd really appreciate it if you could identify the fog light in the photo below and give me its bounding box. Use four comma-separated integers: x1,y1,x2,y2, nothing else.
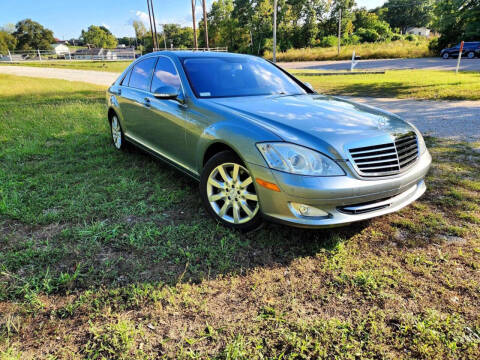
289,202,329,218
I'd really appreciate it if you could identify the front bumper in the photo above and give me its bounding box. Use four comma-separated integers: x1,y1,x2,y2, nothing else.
249,150,432,228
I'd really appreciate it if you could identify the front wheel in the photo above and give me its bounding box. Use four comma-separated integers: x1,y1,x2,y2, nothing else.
200,151,262,231
442,52,449,59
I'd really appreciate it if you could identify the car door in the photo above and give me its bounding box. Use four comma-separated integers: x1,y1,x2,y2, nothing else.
117,57,157,141
142,56,191,171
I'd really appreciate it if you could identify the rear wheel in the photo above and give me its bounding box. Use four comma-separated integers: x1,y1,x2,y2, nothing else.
442,52,449,59
200,151,262,231
110,115,126,150
467,51,475,59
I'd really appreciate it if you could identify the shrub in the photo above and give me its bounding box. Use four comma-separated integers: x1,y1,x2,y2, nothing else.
319,35,338,48
343,34,361,45
428,37,441,53
405,34,417,41
391,34,403,41
356,28,381,43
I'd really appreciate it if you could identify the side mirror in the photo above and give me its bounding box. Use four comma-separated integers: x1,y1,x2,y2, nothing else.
304,82,314,91
153,86,179,100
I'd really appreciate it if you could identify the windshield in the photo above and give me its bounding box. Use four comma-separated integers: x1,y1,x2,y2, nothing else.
181,56,307,98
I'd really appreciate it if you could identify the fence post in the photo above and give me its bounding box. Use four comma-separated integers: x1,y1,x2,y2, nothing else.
456,41,464,74
38,49,42,61
7,49,12,62
68,48,71,60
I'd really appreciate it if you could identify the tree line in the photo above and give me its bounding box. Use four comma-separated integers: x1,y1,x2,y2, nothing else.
1,1,479,55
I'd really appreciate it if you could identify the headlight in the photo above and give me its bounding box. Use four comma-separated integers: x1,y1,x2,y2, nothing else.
256,142,345,176
417,132,427,155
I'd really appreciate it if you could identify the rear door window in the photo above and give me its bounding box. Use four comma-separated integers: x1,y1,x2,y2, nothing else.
128,57,157,91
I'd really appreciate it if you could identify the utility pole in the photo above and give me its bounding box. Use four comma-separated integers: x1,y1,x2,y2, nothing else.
191,0,198,49
202,0,209,49
150,0,160,50
273,0,277,63
162,24,167,49
337,8,342,56
146,0,157,50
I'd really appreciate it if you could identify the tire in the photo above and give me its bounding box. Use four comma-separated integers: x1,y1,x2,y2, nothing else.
442,52,449,59
200,151,263,231
467,51,475,59
110,114,126,150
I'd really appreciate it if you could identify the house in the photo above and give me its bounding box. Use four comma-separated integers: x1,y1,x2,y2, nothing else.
73,48,117,60
406,27,431,37
52,43,70,56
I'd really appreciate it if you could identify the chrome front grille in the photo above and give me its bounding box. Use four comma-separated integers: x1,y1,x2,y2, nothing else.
349,133,418,177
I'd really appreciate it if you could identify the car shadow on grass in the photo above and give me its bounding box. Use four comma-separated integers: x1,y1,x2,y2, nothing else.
0,138,370,301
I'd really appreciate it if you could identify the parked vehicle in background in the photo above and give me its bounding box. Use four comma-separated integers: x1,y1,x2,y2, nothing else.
441,42,480,59
106,51,431,231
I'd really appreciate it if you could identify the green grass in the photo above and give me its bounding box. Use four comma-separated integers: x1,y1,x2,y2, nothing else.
0,60,132,73
265,39,432,62
294,70,480,100
0,75,479,359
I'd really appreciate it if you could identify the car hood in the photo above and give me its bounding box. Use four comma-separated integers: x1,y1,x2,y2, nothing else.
211,94,415,159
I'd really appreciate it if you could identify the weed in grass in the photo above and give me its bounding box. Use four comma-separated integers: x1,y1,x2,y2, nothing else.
84,318,143,360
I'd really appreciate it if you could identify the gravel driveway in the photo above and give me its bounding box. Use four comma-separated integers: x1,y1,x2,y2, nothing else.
342,97,480,143
1,65,479,143
0,65,118,86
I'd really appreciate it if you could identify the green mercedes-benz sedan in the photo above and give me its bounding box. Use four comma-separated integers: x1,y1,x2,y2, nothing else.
106,51,431,231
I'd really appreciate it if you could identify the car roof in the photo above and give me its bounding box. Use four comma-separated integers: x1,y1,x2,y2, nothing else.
147,50,254,60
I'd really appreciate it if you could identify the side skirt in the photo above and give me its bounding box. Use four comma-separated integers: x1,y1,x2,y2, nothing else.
124,135,200,182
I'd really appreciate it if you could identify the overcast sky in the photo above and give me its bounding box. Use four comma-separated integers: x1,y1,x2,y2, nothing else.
0,0,386,39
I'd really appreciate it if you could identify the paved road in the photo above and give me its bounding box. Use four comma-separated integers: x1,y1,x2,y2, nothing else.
1,65,479,142
279,57,480,72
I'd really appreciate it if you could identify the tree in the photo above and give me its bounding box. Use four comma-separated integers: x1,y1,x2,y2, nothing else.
163,24,194,48
0,31,16,54
132,20,147,40
80,25,117,48
432,0,480,50
382,0,434,34
353,8,393,42
13,19,55,50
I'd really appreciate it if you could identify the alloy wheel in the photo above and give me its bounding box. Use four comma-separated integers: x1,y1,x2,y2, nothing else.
206,163,259,224
111,116,122,149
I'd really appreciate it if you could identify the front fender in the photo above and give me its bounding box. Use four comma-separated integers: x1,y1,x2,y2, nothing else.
195,121,281,173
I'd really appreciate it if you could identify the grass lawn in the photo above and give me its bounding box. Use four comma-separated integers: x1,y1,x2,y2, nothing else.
0,60,133,73
265,39,432,62
0,75,479,359
294,70,480,101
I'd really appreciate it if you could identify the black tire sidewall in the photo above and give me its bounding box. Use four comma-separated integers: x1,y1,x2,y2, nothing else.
200,151,263,232
467,52,475,59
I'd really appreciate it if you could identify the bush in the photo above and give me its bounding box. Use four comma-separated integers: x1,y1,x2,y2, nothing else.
405,34,417,41
356,28,381,43
319,35,338,48
391,34,403,41
343,34,361,45
428,38,441,53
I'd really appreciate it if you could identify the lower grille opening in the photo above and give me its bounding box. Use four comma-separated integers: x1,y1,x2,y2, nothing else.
337,196,394,215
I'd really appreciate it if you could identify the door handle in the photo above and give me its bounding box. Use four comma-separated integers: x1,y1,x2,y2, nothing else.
144,97,151,107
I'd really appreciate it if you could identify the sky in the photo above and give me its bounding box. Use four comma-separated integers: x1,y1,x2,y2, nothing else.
0,0,386,40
